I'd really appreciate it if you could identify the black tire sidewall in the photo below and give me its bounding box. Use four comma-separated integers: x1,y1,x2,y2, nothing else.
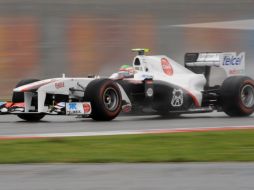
84,79,122,121
220,76,254,116
17,114,45,122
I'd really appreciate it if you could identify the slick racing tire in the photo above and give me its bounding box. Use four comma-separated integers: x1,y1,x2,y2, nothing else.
220,76,254,117
12,79,45,122
84,79,122,121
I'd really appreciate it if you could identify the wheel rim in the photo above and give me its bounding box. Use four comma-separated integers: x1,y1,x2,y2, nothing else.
241,84,254,108
103,87,119,111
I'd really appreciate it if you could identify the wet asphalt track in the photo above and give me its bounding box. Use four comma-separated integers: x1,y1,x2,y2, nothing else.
0,112,253,136
1,163,254,190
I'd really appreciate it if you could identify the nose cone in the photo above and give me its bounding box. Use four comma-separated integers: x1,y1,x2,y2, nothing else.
13,79,55,92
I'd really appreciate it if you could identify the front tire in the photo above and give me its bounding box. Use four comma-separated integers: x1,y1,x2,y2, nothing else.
220,76,254,117
12,79,45,122
84,79,122,121
17,114,45,122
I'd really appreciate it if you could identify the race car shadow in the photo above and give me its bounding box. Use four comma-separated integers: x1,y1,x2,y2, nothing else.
16,119,86,124
115,113,253,122
0,113,252,124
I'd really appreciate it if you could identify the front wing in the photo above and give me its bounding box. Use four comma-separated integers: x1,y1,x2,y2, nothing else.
0,102,92,116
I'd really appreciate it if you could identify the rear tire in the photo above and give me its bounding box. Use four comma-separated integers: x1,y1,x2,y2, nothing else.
84,79,122,121
220,76,254,117
12,79,45,122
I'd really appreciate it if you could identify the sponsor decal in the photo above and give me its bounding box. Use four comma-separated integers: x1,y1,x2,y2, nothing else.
141,74,153,79
66,102,91,115
67,103,81,114
171,89,184,107
83,103,91,113
69,103,80,113
220,52,245,76
229,69,245,75
197,53,220,62
146,88,154,97
223,54,243,66
161,58,173,76
55,82,64,89
68,103,77,110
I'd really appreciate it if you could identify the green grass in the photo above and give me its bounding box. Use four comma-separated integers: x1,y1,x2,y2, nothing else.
1,130,254,163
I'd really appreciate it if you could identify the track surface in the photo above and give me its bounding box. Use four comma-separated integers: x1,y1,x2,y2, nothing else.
0,112,253,136
1,163,254,190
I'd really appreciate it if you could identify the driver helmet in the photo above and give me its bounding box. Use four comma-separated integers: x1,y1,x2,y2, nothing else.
119,65,135,76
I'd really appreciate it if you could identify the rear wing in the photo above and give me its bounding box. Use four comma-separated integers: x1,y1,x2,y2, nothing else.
184,52,245,77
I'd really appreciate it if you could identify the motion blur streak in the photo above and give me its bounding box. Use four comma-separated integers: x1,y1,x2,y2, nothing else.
0,0,253,99
0,17,39,98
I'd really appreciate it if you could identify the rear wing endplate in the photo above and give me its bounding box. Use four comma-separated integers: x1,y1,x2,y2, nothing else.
184,52,245,76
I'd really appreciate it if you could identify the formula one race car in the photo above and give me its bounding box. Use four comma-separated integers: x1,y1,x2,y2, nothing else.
0,49,254,121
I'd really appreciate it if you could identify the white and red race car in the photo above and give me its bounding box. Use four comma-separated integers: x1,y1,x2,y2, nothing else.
0,49,254,121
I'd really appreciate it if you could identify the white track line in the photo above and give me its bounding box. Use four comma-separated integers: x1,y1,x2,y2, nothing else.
0,125,254,140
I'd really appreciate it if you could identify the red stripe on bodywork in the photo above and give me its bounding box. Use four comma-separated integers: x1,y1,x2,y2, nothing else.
178,87,200,107
20,81,55,92
186,91,200,107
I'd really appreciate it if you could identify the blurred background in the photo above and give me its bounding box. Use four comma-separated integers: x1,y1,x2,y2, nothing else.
0,0,254,99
